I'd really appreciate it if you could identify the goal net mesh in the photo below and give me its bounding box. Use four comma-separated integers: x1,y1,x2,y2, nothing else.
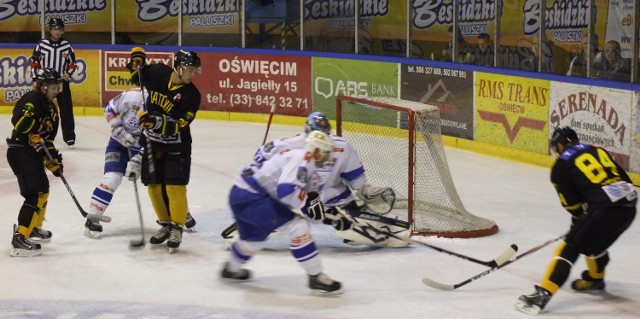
336,95,498,237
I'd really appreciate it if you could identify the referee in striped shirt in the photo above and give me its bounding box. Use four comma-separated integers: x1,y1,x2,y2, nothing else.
29,17,78,146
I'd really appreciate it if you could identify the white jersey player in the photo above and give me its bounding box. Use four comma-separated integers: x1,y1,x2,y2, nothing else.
223,112,409,248
221,131,343,294
84,88,195,238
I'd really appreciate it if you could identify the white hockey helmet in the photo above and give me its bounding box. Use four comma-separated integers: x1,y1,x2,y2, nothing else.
304,130,333,155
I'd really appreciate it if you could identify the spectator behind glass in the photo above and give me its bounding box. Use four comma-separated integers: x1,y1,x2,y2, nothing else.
528,36,552,73
441,25,472,63
472,33,494,66
593,40,630,82
568,34,599,77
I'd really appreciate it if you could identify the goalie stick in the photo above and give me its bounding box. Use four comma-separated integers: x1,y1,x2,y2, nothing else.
221,105,277,242
338,208,518,268
422,235,565,291
41,145,112,223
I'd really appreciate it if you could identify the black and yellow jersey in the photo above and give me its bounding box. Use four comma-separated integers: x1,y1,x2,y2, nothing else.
551,143,635,215
137,63,201,152
10,90,59,150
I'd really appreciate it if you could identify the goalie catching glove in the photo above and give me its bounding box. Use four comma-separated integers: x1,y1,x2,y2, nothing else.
302,192,325,220
125,153,142,180
138,111,179,136
356,183,396,215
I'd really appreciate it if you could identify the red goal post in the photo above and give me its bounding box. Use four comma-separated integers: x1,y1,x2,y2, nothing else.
336,95,498,238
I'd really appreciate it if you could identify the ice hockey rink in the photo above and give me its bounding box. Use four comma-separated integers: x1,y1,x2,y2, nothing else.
0,114,638,319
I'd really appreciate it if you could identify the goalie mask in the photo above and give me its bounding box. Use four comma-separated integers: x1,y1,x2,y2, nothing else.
304,112,331,135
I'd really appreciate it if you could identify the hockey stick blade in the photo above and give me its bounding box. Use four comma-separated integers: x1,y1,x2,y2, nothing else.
422,235,565,291
41,146,112,223
368,224,518,267
336,207,518,267
129,238,145,248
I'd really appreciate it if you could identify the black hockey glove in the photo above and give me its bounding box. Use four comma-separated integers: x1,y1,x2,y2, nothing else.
302,192,325,220
138,111,179,136
44,149,63,177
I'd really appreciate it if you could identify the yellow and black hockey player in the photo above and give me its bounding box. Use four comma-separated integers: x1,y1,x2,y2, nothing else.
129,49,201,252
515,126,637,315
6,68,64,257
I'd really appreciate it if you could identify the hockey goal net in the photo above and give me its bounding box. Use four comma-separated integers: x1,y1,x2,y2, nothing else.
336,95,498,238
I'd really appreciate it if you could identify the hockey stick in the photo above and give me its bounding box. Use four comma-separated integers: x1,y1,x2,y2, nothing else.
128,150,145,248
261,104,276,145
136,68,155,174
40,145,112,223
221,105,276,241
347,209,410,229
338,208,517,267
422,235,565,291
566,56,578,76
129,175,145,247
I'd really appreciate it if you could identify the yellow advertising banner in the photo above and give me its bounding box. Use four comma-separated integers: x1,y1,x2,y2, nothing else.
0,1,112,32
475,72,550,154
0,48,100,108
116,1,240,33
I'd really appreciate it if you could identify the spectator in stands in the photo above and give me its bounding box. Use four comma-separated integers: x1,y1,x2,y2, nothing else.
442,26,472,63
472,33,494,66
528,35,552,73
593,40,630,82
568,34,599,77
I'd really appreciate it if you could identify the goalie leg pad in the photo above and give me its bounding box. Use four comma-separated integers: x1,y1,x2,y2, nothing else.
336,216,410,248
356,183,396,215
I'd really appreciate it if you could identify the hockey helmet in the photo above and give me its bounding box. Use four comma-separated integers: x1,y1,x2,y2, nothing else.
550,126,579,154
131,47,146,60
174,50,201,72
304,112,331,135
305,130,333,162
36,68,62,89
47,18,64,30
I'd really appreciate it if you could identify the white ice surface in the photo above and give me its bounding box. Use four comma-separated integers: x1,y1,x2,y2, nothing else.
0,115,638,319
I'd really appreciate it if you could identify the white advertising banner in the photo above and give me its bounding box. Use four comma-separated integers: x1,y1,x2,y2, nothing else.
549,81,633,170
605,0,636,58
630,92,640,174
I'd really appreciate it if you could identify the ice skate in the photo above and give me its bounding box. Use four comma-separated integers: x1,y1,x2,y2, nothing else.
515,285,552,315
10,232,42,257
84,219,103,239
149,222,171,245
309,273,342,295
185,212,196,231
571,271,605,292
220,262,251,280
167,224,183,252
29,226,52,242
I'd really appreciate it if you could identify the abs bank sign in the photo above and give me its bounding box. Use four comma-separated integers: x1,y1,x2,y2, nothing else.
311,57,397,115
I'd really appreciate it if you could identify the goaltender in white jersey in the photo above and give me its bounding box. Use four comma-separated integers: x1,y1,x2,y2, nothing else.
223,112,409,247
